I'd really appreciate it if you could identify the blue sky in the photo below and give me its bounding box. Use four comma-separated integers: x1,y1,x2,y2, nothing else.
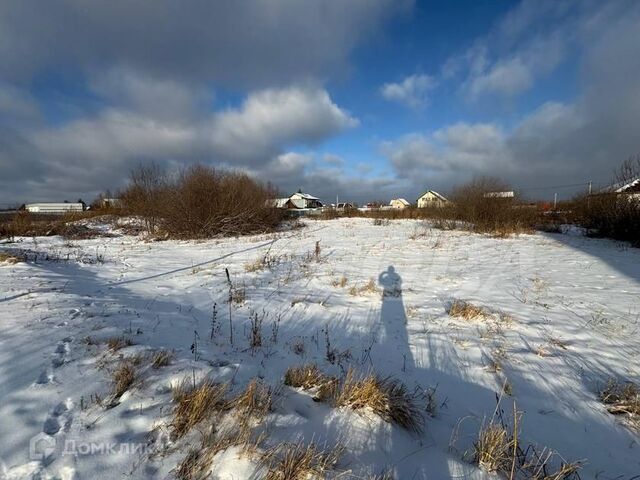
1,0,639,204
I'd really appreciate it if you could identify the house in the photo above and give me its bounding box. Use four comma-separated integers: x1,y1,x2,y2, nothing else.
25,202,85,214
416,190,449,208
484,191,515,198
389,198,411,209
335,202,354,211
101,198,122,209
597,177,640,203
267,191,324,211
288,192,323,209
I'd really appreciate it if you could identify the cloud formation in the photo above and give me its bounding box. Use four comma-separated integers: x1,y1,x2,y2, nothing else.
0,84,357,203
0,0,410,87
380,74,437,109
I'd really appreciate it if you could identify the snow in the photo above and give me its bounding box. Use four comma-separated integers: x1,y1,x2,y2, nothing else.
1,218,639,479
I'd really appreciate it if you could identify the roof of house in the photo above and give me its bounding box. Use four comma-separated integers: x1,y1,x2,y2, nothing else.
390,198,411,206
600,177,640,193
417,190,448,202
290,192,319,200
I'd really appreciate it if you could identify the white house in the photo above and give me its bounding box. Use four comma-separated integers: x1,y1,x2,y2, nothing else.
25,203,84,214
288,192,323,209
389,198,411,209
416,190,449,208
267,191,323,210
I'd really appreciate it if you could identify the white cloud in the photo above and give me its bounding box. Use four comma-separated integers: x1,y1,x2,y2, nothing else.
380,74,436,108
0,84,358,202
211,86,358,162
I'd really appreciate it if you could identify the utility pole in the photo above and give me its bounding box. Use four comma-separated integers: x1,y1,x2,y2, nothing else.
553,193,557,210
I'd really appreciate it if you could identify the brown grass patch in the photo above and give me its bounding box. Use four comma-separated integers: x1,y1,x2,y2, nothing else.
334,369,423,433
151,349,174,368
171,378,229,438
0,252,21,264
263,441,344,480
106,336,134,352
472,407,581,479
331,275,348,288
230,378,274,423
284,364,336,402
600,379,640,427
111,362,137,398
448,300,489,321
349,278,378,296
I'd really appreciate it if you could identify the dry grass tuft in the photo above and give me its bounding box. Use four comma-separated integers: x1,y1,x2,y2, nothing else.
106,336,134,352
111,361,137,398
263,441,344,480
0,252,21,264
334,369,423,433
151,349,174,368
448,300,489,321
600,379,640,427
284,364,336,402
473,407,581,479
474,422,514,474
171,378,229,438
331,275,348,288
231,378,274,422
349,278,378,296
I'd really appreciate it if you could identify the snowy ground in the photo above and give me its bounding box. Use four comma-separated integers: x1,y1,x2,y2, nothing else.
1,218,639,479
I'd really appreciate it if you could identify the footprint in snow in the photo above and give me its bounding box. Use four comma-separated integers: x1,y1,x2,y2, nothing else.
51,338,72,368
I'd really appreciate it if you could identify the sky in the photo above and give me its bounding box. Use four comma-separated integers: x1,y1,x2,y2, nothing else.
1,0,639,206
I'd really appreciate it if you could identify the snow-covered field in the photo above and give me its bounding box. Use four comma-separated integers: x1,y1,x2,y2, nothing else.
1,218,639,479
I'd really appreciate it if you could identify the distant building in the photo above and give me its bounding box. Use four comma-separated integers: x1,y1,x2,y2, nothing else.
389,198,411,209
101,198,122,209
596,177,640,203
416,190,449,208
267,191,324,211
25,203,85,214
484,191,515,198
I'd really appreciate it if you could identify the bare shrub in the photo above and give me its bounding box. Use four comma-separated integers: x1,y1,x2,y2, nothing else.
171,378,229,438
573,156,640,246
263,441,344,480
449,177,537,236
334,369,423,433
121,163,284,239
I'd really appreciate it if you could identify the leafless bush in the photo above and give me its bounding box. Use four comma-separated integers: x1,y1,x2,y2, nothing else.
573,156,640,246
120,163,285,238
